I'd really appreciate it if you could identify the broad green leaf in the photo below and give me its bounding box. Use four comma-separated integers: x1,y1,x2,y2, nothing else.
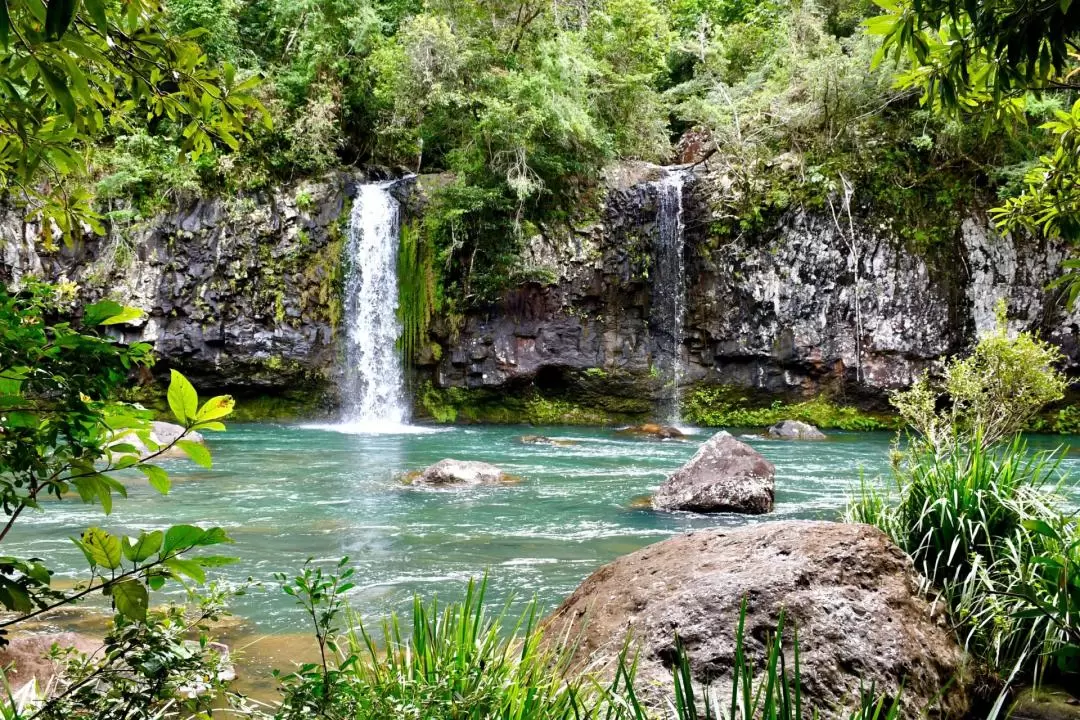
196,395,234,422
164,557,206,583
122,531,163,563
138,465,171,494
80,528,122,570
84,300,124,326
83,0,107,32
0,580,32,613
38,64,76,121
0,0,9,49
100,306,145,325
44,0,77,40
178,440,212,468
167,370,198,424
108,578,148,621
161,524,207,556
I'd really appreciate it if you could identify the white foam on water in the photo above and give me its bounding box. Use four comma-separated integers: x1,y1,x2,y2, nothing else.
299,420,446,436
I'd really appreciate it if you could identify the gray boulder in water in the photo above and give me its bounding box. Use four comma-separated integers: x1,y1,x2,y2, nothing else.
652,431,774,514
545,521,970,719
767,419,827,440
404,459,515,488
111,421,205,460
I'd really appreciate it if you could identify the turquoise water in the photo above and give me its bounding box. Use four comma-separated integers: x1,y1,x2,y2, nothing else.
8,424,1079,631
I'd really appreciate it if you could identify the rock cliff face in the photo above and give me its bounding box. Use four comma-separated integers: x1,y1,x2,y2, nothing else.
1,173,360,403
3,163,1077,416
425,164,1080,413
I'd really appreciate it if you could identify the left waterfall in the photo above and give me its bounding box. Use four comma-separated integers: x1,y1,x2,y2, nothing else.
340,182,408,429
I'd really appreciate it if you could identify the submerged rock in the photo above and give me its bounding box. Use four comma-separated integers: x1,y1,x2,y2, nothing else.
519,435,578,447
404,459,515,488
615,423,684,440
652,431,774,514
767,420,827,440
0,633,103,690
1012,687,1080,720
111,421,205,460
545,521,970,719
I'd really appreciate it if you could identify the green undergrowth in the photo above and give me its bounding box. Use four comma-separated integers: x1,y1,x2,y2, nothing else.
683,386,896,431
416,382,638,426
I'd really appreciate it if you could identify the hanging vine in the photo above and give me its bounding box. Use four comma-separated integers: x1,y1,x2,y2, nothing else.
397,219,439,368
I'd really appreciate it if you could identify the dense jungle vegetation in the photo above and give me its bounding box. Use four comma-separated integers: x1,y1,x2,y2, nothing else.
6,0,1079,305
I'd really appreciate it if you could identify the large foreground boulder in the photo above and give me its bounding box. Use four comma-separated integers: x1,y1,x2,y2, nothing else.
652,431,774,513
546,521,969,719
767,420,827,440
403,459,515,488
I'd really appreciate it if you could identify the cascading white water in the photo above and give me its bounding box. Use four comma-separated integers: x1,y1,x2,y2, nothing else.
651,170,689,424
340,182,409,428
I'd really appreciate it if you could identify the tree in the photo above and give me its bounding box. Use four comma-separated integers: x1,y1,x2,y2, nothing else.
869,0,1080,260
0,0,264,243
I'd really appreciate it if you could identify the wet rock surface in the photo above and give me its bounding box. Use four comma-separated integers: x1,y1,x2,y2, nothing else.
404,459,515,488
545,521,970,719
652,431,775,513
767,419,827,439
615,423,685,439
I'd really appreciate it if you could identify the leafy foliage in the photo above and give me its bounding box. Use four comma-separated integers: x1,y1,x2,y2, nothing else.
0,284,239,717
890,300,1067,452
0,0,264,241
847,308,1078,687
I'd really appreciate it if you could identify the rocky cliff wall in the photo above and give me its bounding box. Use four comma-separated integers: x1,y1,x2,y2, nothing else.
423,163,1080,415
1,173,359,405
3,164,1077,419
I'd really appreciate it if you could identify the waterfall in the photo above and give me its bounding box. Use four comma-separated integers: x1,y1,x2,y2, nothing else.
340,182,409,428
651,170,688,423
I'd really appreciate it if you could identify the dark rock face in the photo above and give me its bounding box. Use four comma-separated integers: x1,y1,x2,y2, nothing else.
767,419,827,440
422,164,1080,413
652,431,775,513
545,521,971,719
1,173,365,400
5,163,1078,413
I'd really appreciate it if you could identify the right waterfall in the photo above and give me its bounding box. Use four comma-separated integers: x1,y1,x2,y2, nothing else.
651,168,689,424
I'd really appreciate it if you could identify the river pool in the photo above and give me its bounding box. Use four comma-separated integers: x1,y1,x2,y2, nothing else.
8,424,1079,632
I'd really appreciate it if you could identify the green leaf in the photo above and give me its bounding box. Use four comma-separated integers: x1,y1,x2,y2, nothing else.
178,440,211,468
138,465,171,494
161,524,207,556
167,369,198,424
1023,519,1060,540
0,0,10,50
100,306,145,325
83,0,107,32
85,301,126,326
108,578,148,621
39,63,76,121
196,395,235,422
44,0,77,40
122,531,163,563
80,528,122,570
0,580,32,613
164,557,206,583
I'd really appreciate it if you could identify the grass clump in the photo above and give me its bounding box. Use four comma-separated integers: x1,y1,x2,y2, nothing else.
847,302,1079,688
